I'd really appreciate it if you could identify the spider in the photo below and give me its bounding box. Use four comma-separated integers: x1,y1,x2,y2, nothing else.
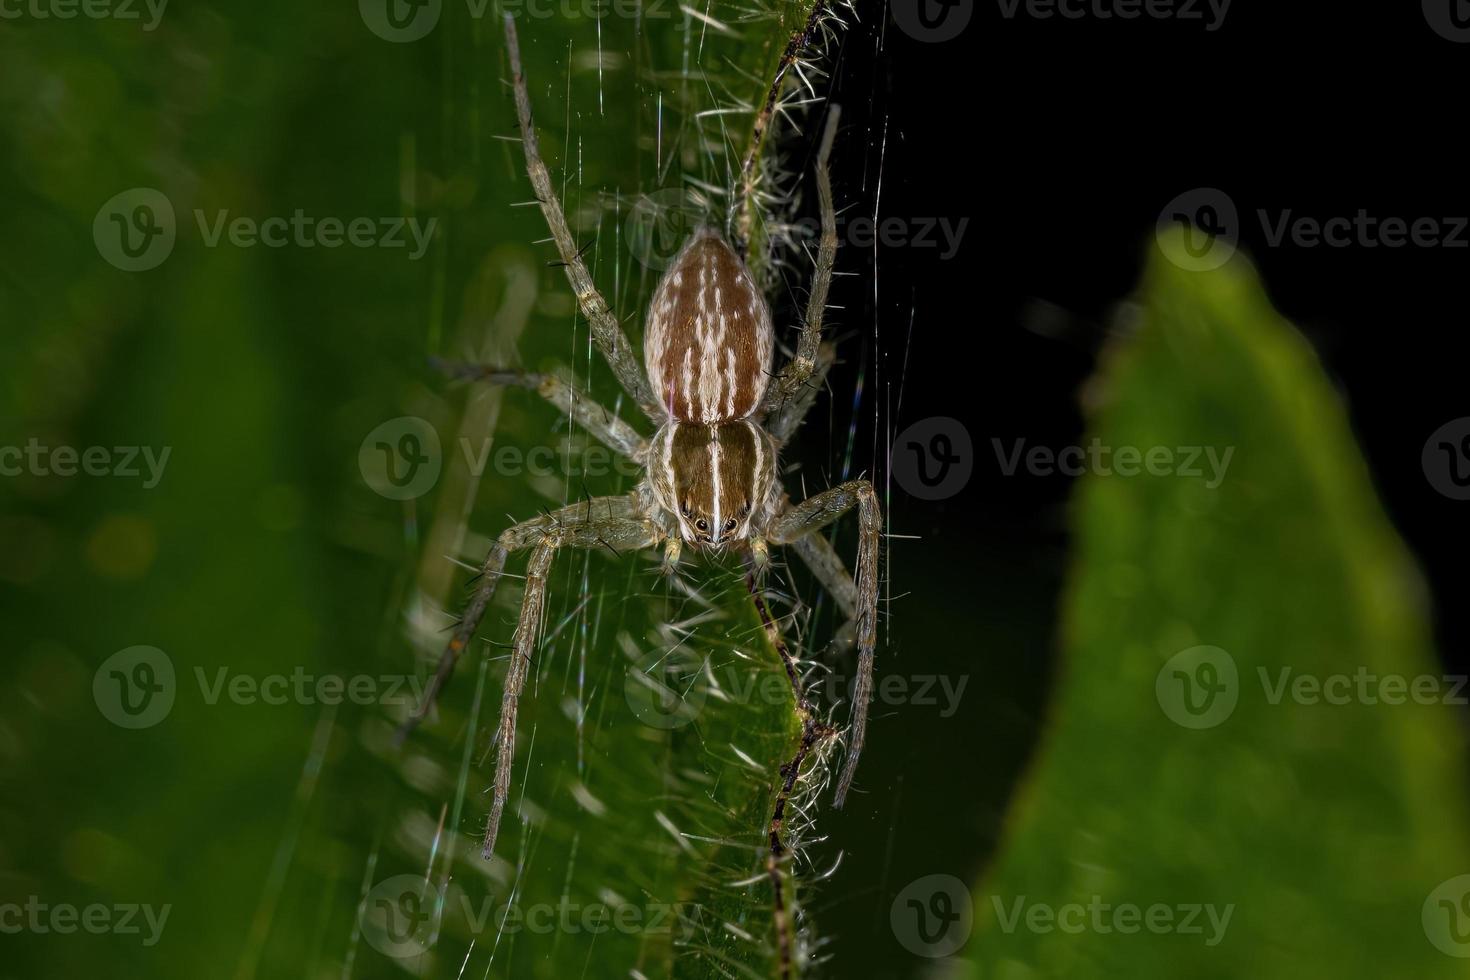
400,13,879,863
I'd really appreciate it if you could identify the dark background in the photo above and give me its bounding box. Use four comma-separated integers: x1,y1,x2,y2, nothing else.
800,3,1470,969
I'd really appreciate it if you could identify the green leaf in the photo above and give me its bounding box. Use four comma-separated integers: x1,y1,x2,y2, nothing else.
0,3,845,977
959,230,1470,977
351,5,835,980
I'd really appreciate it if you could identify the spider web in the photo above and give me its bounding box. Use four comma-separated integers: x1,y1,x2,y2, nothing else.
232,3,905,978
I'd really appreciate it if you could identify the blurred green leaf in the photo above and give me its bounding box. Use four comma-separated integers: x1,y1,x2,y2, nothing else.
958,231,1470,977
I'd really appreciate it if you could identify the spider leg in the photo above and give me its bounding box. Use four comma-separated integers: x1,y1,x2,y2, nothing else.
395,493,655,738
788,530,859,654
757,106,839,424
765,341,835,446
432,359,648,461
481,504,660,859
501,14,662,423
398,494,661,858
768,479,879,808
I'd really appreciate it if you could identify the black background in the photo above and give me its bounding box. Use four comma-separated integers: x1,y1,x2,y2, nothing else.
815,0,1468,672
783,3,1470,969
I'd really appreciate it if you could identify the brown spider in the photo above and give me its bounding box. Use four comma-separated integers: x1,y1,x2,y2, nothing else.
401,14,879,863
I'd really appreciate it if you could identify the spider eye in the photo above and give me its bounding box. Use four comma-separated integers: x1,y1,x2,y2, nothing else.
695,518,709,532
680,503,690,517
723,518,737,533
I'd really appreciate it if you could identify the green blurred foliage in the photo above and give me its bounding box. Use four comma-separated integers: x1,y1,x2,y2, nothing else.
959,232,1470,978
0,2,836,978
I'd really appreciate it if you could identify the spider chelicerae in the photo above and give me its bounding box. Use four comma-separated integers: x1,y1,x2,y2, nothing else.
400,13,878,863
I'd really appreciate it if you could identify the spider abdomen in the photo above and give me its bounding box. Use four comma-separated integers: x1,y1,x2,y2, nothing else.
644,228,773,423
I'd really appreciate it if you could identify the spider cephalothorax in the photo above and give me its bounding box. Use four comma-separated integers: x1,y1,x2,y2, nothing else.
645,419,780,549
401,14,879,870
